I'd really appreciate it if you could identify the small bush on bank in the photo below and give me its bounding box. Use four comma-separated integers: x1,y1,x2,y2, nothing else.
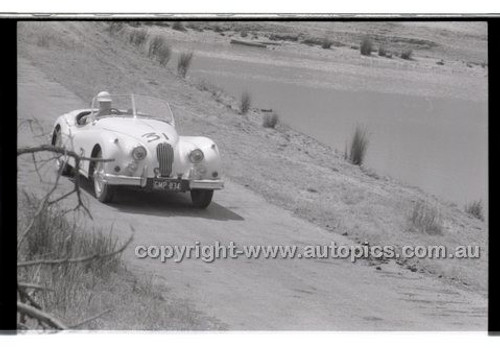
107,22,124,36
321,39,333,49
465,200,484,221
129,28,149,47
240,92,251,115
401,49,413,60
347,125,369,166
177,52,194,78
360,38,373,56
172,22,187,32
409,200,443,235
378,45,388,57
263,112,279,128
148,35,171,66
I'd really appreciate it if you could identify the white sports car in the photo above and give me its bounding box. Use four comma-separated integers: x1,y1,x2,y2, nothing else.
51,92,224,208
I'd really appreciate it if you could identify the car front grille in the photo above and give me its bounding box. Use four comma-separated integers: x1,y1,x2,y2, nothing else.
156,142,174,177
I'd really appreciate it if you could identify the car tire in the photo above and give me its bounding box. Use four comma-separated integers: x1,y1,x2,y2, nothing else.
53,128,73,176
190,189,214,209
91,149,115,203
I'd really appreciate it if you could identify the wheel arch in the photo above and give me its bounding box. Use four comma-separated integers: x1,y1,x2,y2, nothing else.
51,124,62,145
89,143,102,176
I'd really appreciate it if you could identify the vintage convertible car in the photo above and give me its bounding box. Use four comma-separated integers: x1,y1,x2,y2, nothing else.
51,92,223,208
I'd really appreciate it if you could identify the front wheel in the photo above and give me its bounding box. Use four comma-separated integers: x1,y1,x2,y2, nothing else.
91,149,115,203
190,189,214,209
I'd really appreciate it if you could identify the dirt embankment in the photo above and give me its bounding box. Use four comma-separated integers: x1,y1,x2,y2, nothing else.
17,20,487,296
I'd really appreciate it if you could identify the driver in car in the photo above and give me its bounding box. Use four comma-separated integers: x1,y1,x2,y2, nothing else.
96,91,113,116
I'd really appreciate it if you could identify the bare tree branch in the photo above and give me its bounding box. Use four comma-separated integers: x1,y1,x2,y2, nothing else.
18,282,54,292
18,235,133,268
69,309,113,329
17,145,114,163
17,302,67,330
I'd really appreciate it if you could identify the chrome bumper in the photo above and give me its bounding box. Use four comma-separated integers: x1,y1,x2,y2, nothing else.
103,173,147,187
103,174,224,190
189,179,224,190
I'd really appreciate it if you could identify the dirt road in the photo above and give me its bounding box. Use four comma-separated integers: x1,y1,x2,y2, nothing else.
17,57,487,330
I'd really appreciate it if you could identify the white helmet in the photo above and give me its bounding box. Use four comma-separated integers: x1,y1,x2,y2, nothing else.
96,91,112,103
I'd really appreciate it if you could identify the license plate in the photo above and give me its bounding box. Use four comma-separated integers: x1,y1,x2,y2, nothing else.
153,179,181,191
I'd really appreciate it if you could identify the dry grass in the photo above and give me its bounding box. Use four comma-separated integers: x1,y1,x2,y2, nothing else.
401,48,413,60
128,28,149,47
408,200,443,235
346,125,369,166
263,112,279,128
240,91,252,115
321,38,333,49
148,35,171,66
360,38,373,56
378,45,389,57
177,52,194,78
172,22,187,32
465,200,484,221
18,192,122,324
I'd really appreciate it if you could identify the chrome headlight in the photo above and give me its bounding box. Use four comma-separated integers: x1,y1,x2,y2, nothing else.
132,146,147,161
188,149,204,163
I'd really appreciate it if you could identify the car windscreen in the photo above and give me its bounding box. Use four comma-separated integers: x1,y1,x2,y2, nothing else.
91,94,174,125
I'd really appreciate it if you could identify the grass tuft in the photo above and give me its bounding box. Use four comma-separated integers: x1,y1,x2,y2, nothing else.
107,22,125,36
408,200,443,235
18,193,123,320
360,38,373,56
263,112,279,128
378,45,388,57
148,35,171,66
172,22,187,32
321,38,333,49
177,52,194,78
128,28,149,47
401,49,413,60
347,125,369,166
465,200,484,221
240,91,252,115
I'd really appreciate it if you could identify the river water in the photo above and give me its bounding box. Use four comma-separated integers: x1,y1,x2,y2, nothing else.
173,42,488,210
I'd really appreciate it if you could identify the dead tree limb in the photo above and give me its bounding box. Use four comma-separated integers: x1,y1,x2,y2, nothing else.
69,309,113,329
18,282,54,292
17,302,68,330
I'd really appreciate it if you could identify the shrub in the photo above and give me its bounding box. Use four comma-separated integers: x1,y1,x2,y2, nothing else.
360,38,373,56
321,39,333,49
148,35,164,57
128,28,149,47
240,91,251,115
409,200,443,235
107,22,124,36
378,45,388,57
240,30,248,38
401,49,413,60
148,35,171,66
172,22,186,32
177,52,194,78
347,125,369,166
156,44,172,66
263,112,279,128
465,200,484,221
